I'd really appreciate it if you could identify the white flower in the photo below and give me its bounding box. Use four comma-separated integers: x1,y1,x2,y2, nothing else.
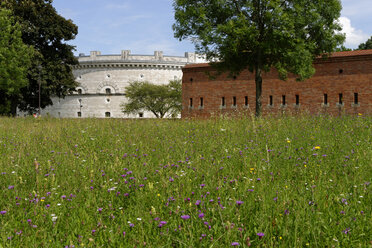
52,216,58,222
137,218,142,221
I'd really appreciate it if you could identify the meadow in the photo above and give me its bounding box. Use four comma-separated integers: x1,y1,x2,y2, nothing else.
0,115,370,247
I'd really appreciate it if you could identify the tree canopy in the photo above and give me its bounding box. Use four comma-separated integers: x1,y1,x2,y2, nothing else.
0,7,34,115
2,0,78,114
357,36,372,50
173,0,345,116
121,80,182,118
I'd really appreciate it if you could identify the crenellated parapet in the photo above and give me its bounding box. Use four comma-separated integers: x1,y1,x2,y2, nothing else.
73,50,206,70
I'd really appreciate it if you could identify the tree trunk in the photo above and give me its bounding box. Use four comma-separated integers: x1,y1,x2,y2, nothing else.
255,67,262,117
10,97,18,117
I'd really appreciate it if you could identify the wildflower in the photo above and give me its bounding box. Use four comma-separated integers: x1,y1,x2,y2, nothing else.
195,200,201,206
92,229,96,234
129,223,134,227
122,231,126,236
0,211,6,215
343,227,351,234
198,213,205,218
8,185,14,190
231,242,240,246
257,232,265,238
314,146,321,150
181,215,190,220
236,200,244,206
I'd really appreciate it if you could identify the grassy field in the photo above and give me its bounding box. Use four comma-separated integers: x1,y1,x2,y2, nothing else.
0,115,371,247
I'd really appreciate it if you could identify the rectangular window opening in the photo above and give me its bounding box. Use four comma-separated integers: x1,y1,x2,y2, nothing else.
77,112,81,117
295,95,300,105
354,93,359,104
324,94,328,105
189,98,193,107
222,97,225,106
269,95,273,106
233,96,237,106
339,93,343,104
244,96,248,106
200,97,204,107
282,95,286,105
105,112,111,118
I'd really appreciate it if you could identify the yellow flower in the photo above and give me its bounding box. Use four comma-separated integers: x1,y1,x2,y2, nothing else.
157,193,160,197
358,113,362,116
279,236,282,240
314,146,321,149
304,164,307,168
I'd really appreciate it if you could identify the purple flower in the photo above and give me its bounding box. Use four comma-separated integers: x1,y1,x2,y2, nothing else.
169,177,174,182
8,185,14,190
92,229,96,234
248,189,254,192
181,215,190,220
231,242,240,246
158,221,167,227
195,200,201,206
257,178,261,181
343,228,351,234
0,211,6,215
236,200,244,206
129,223,134,227
98,208,103,213
198,213,205,219
61,195,66,200
257,232,265,237
122,231,126,236
273,197,278,202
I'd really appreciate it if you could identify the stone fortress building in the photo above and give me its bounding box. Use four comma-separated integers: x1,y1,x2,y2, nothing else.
41,50,205,118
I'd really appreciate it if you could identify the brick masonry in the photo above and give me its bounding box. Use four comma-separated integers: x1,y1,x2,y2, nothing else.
182,50,372,118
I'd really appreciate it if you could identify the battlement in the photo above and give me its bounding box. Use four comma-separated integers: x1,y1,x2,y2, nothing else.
77,50,206,64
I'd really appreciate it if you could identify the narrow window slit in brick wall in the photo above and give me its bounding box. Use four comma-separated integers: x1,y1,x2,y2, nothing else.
354,93,359,104
244,96,248,106
233,96,237,106
324,94,328,105
200,97,204,107
222,97,225,106
189,98,193,107
339,93,343,104
282,95,286,105
295,95,300,105
269,95,273,106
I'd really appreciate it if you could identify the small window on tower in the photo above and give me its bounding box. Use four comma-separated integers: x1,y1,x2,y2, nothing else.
105,112,111,118
139,112,144,118
106,88,111,95
221,97,225,107
282,95,286,106
77,89,82,95
232,96,237,107
244,96,248,106
77,112,82,117
200,97,204,107
189,98,193,108
354,93,359,105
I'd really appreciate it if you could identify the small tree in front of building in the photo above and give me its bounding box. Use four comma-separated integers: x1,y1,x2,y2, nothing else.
173,0,345,116
121,80,181,118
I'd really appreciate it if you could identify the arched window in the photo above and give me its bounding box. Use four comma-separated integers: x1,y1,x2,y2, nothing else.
105,112,111,118
105,88,111,95
77,89,82,95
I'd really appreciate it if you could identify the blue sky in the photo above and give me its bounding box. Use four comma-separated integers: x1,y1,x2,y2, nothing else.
53,0,372,56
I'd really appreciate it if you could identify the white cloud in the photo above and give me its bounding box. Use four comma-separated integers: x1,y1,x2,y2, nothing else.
339,16,369,47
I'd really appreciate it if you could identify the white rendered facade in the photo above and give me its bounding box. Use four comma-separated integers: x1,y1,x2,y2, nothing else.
40,50,205,118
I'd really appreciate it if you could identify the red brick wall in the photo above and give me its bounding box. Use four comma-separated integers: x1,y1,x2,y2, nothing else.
182,52,372,118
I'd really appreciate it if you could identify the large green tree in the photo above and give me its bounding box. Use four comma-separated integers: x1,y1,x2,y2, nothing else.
3,0,78,114
173,0,345,116
0,7,34,115
357,36,372,50
121,80,182,118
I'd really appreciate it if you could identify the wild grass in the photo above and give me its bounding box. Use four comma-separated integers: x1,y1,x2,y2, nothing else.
0,115,371,247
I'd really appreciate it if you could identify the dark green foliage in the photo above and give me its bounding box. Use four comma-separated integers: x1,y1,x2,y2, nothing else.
334,45,352,52
357,36,372,50
121,80,182,118
0,8,34,115
3,0,78,114
173,0,345,116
